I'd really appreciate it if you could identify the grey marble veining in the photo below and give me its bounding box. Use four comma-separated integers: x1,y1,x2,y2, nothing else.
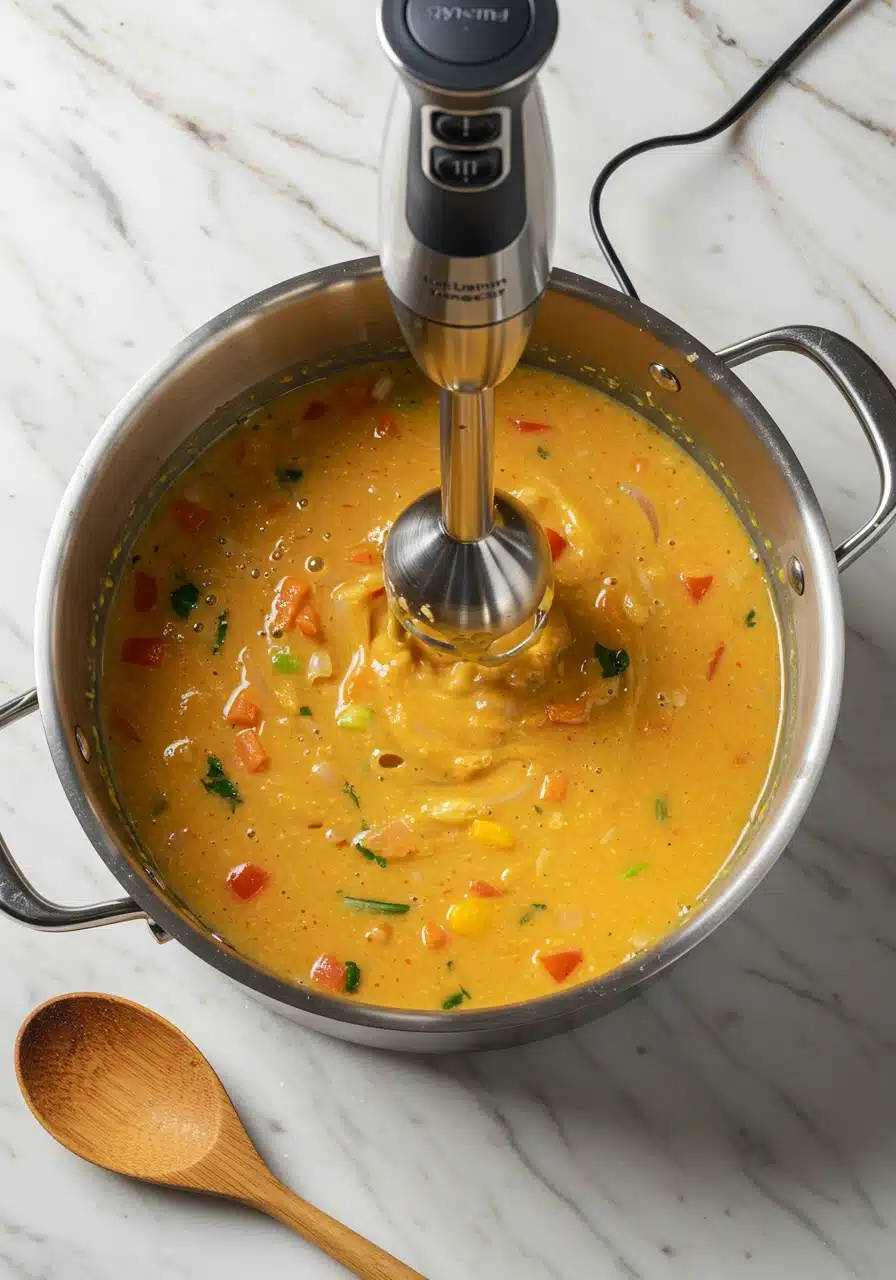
1,1,895,1276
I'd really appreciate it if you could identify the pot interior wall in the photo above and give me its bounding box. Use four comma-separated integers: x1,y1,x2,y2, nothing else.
38,264,838,1004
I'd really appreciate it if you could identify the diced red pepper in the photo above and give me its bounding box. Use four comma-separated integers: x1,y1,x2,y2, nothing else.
538,949,583,983
132,571,158,614
374,414,399,439
422,922,449,950
681,573,714,604
121,637,170,667
296,601,323,640
270,576,312,632
511,418,551,433
348,546,376,565
707,643,726,681
302,399,329,421
547,702,589,726
234,728,270,773
540,773,569,803
470,880,503,898
311,953,347,991
227,691,262,728
227,862,270,901
545,528,568,560
170,497,212,535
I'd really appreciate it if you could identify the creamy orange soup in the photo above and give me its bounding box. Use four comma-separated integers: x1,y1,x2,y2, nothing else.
103,364,781,1010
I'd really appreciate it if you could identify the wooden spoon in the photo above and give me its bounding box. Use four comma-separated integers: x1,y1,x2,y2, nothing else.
15,993,425,1280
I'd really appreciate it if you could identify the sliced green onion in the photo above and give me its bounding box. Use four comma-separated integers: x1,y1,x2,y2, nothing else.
356,842,388,869
655,796,669,822
622,862,648,880
341,896,409,915
272,650,301,674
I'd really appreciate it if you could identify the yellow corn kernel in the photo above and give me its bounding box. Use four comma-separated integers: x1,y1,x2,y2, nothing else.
447,898,493,938
471,819,514,849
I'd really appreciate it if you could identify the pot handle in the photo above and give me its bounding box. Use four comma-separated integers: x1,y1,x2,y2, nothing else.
718,325,896,571
0,689,146,931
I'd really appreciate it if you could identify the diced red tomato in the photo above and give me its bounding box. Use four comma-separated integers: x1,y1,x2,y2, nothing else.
302,400,329,421
707,643,726,681
538,949,583,983
311,953,347,990
234,728,270,773
545,528,568,560
470,880,503,898
296,601,323,640
132,571,158,614
540,772,569,803
227,691,261,728
227,862,270,901
170,497,212,535
110,710,142,742
547,702,589,726
121,637,170,667
374,414,399,439
422,922,449,950
681,573,714,604
339,383,372,412
348,546,376,565
511,418,551,433
270,576,312,632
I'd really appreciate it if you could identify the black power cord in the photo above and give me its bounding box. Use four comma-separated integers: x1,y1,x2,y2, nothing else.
589,0,856,300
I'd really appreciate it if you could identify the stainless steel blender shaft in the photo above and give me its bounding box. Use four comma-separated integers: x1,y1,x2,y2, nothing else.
441,389,494,542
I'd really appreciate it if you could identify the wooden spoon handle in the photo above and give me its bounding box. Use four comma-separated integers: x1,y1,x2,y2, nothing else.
255,1179,427,1280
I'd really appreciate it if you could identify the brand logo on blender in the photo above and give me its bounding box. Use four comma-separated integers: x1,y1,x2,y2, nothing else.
426,6,511,21
425,275,507,302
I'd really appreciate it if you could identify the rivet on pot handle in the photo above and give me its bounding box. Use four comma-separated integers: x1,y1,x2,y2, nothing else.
0,689,146,931
718,325,896,571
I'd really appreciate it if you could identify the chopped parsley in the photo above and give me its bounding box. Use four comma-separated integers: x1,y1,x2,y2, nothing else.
745,609,757,628
213,610,229,654
536,445,550,460
534,804,544,815
201,754,242,812
299,705,313,717
343,781,361,809
341,896,410,915
520,903,547,925
356,842,388,869
276,466,304,486
344,961,361,994
655,796,669,822
446,960,455,971
441,987,472,1011
171,582,200,619
622,862,649,880
594,641,630,679
149,794,169,819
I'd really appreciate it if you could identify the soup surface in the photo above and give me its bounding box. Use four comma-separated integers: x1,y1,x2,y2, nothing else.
103,364,781,1010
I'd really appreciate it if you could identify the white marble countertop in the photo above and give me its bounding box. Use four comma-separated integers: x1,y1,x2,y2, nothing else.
1,1,895,1276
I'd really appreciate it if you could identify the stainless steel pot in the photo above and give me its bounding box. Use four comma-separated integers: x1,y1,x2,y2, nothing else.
3,259,895,1051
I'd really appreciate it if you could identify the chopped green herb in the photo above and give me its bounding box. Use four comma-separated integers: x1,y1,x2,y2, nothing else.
344,961,361,994
655,796,669,822
343,781,361,809
441,987,472,1011
594,641,630,679
622,862,649,880
299,705,313,717
131,554,141,565
213,610,229,654
149,794,169,819
446,959,455,971
745,609,757,628
356,842,388,869
276,466,304,486
342,896,410,915
201,754,242,812
520,903,547,925
171,582,200,619
534,804,544,815
536,445,550,460
272,650,301,674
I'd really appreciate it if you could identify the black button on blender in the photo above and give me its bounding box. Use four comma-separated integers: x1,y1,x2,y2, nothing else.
432,112,502,146
431,146,503,188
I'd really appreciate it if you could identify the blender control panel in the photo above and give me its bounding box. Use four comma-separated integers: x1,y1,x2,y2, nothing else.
421,105,511,192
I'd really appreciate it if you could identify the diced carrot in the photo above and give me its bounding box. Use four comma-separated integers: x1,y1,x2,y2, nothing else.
302,399,329,421
511,418,551,433
374,414,400,439
170,497,212,535
681,573,714,604
297,601,323,640
545,528,568,560
227,691,262,728
132,571,158,614
227,862,270,901
239,434,270,467
540,772,569,803
470,880,503,898
734,751,753,766
234,728,270,773
422,922,449,950
270,576,312,632
707,643,726,681
538,949,583,983
633,456,649,473
110,710,142,743
339,382,372,412
121,637,170,667
547,702,589,726
311,953,347,990
348,546,377,565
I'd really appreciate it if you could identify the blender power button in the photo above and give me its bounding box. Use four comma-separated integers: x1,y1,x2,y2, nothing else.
431,147,503,188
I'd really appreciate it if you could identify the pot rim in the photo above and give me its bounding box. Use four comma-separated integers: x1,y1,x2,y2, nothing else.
33,257,844,1039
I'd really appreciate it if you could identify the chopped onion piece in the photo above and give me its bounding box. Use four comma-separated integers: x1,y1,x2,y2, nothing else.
371,374,394,402
361,819,417,860
307,650,333,683
311,760,339,787
619,483,660,543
